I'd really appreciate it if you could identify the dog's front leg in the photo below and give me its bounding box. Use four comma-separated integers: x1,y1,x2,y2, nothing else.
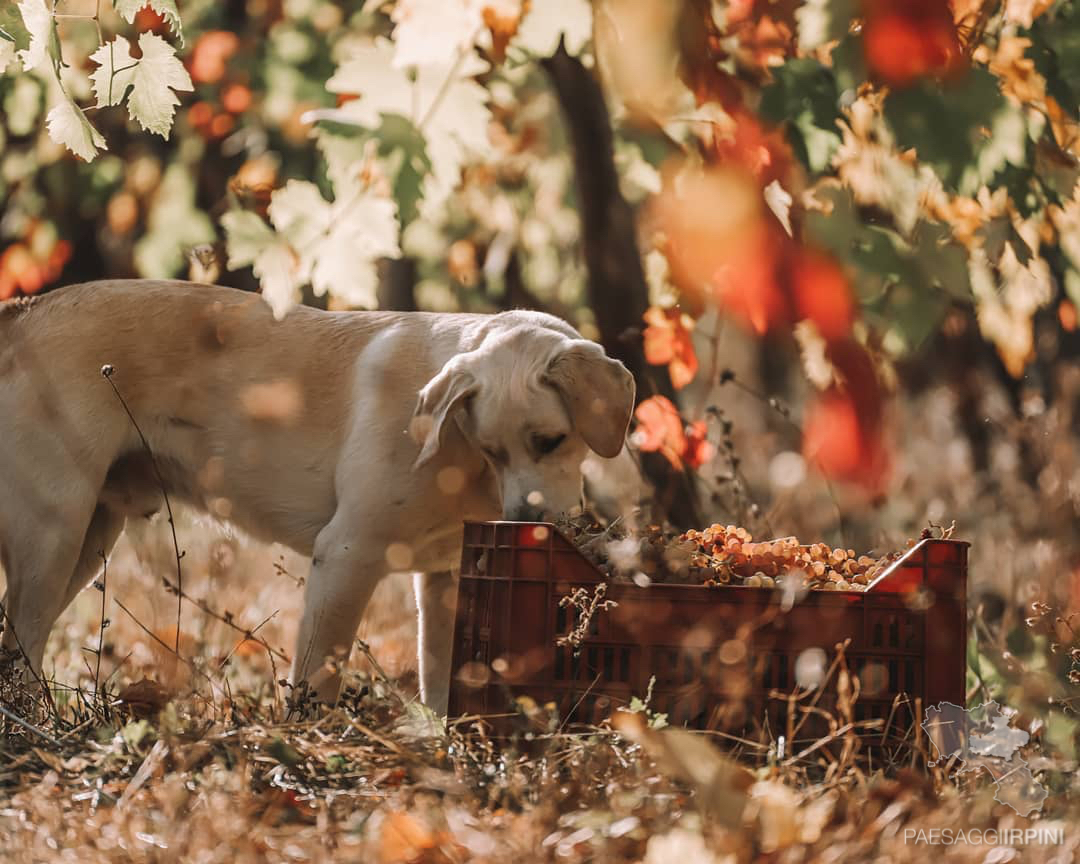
413,569,460,716
289,518,386,706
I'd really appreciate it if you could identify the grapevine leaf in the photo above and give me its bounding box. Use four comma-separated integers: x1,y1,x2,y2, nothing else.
221,209,303,319
830,32,867,95
223,180,400,316
309,193,400,307
315,129,370,191
89,34,191,137
265,179,399,309
760,58,842,172
1024,0,1080,121
883,69,1005,191
45,94,106,161
314,116,432,225
0,4,30,54
975,102,1029,186
89,37,137,108
373,114,432,226
390,0,483,68
0,32,14,73
253,244,303,321
323,37,492,212
513,0,592,57
16,0,55,74
267,180,334,253
113,0,183,45
805,185,969,350
125,33,193,137
324,39,410,128
221,210,277,268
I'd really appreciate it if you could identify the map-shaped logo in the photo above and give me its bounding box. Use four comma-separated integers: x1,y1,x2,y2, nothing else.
922,701,1048,816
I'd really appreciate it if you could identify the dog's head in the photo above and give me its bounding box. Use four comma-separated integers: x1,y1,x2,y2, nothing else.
410,319,635,520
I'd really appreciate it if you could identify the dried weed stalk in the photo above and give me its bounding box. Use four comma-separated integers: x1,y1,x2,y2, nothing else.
555,583,618,652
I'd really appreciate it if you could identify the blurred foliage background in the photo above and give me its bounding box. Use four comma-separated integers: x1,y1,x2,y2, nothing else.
3,0,1080,753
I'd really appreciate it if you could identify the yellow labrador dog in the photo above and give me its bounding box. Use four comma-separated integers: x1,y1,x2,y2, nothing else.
0,280,634,712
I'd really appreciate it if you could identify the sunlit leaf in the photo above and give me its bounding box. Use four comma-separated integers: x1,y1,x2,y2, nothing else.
252,243,302,320
632,395,687,469
90,37,137,108
224,176,400,316
45,94,106,161
764,179,793,235
128,33,193,136
16,0,54,74
796,0,856,52
90,33,192,137
221,210,276,269
390,0,484,69
267,180,334,253
643,306,698,389
113,0,183,44
513,0,592,57
309,193,400,307
320,37,492,214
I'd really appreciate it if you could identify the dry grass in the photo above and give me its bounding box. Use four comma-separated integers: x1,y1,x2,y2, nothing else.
0,511,1077,862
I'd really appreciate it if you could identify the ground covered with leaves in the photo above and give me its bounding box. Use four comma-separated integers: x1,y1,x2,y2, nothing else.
0,526,1077,863
1,663,1078,863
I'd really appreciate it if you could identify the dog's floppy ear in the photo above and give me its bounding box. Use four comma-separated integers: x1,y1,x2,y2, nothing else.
410,356,478,470
545,340,635,458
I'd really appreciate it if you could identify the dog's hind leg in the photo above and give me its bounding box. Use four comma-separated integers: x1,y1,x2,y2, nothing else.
414,569,460,716
0,495,101,680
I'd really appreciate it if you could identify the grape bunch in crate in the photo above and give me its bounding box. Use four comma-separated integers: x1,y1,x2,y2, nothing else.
557,517,913,591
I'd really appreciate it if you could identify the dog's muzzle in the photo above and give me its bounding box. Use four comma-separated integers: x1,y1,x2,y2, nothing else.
505,502,549,522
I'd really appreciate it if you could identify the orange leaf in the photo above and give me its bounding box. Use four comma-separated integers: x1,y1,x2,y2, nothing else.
802,392,862,478
685,421,715,470
1059,299,1077,333
633,395,687,469
791,249,854,342
802,339,891,493
710,221,789,335
643,306,699,389
379,810,436,864
483,1,524,64
710,107,793,189
863,0,964,87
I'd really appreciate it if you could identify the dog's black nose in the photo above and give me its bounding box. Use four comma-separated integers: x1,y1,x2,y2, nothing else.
507,503,547,522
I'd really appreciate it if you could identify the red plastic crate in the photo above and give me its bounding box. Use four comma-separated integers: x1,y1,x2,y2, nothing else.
449,522,968,745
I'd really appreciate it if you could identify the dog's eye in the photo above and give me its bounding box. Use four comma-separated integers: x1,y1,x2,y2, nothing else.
535,434,566,456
